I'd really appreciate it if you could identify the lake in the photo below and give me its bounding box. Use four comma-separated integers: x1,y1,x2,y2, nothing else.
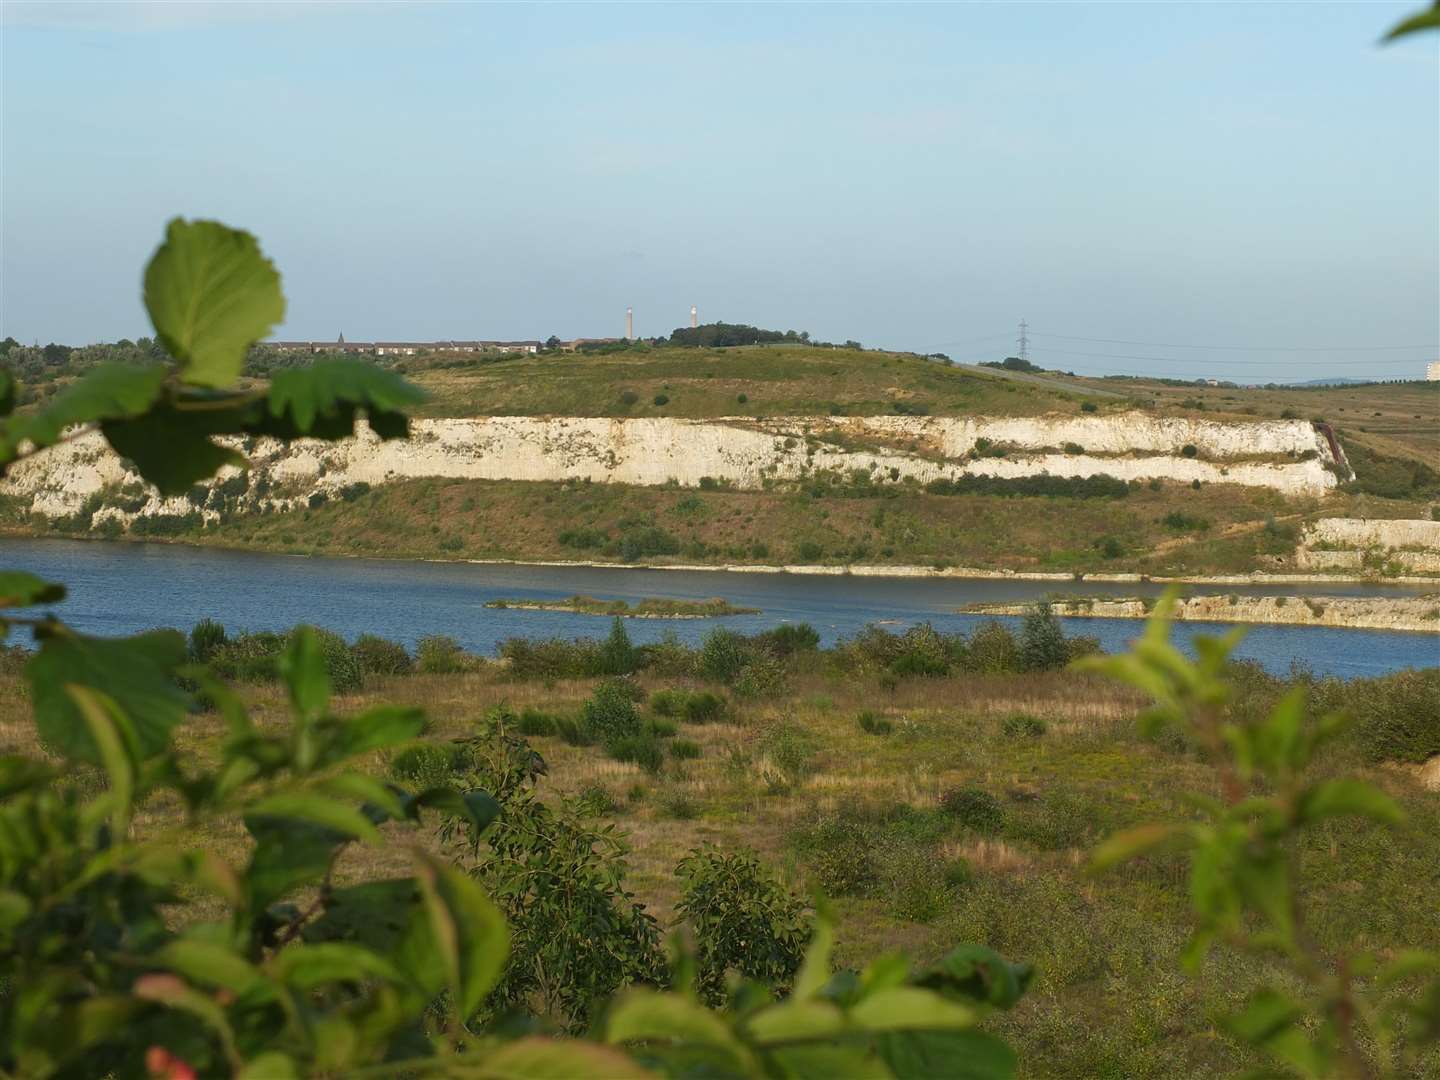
3,538,1436,678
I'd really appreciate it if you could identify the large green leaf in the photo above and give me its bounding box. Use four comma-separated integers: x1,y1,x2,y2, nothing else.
1385,2,1440,40
410,851,509,1020
262,360,425,440
271,941,406,990
1295,778,1404,827
477,1038,655,1080
0,364,166,467
26,630,189,765
101,402,247,495
302,879,419,954
143,218,283,388
405,786,501,833
243,817,349,912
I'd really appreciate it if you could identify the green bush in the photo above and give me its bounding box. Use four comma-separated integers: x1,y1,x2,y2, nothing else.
599,616,639,675
795,814,880,896
759,722,815,788
516,707,559,736
963,620,1020,673
388,741,466,787
417,633,466,674
572,784,619,817
858,710,894,735
669,737,702,760
187,617,228,663
699,627,749,683
754,622,820,656
352,633,413,675
649,688,686,716
500,636,605,680
796,539,824,561
939,787,1004,833
653,393,669,406
607,733,664,774
1020,604,1069,672
1333,668,1440,764
582,678,644,744
209,629,285,682
675,847,812,1006
683,690,727,723
554,714,594,746
734,653,787,699
296,626,364,693
882,846,951,923
1001,713,1048,738
646,715,679,738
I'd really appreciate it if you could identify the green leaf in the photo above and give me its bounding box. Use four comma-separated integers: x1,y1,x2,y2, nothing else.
848,987,976,1033
914,944,1033,1011
324,706,426,763
791,914,836,1000
0,755,56,797
1295,779,1405,827
26,630,189,765
143,218,284,388
271,941,406,989
318,772,407,822
1384,2,1440,40
157,938,265,995
475,1038,655,1080
237,1053,299,1080
101,403,247,495
0,572,65,609
1088,823,1185,874
878,1029,1017,1080
1253,687,1306,774
0,368,13,416
1220,989,1331,1078
406,786,501,832
263,360,424,440
606,989,751,1068
302,879,419,954
280,625,330,724
68,686,138,835
0,889,33,934
766,1043,892,1079
410,851,509,1020
244,818,348,912
0,364,167,465
246,792,382,844
746,1000,845,1044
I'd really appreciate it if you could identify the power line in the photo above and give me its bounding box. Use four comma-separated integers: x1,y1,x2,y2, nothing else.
1016,318,1029,362
1029,330,1437,353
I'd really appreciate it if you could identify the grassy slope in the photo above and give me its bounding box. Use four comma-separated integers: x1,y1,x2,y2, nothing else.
38,473,1359,577
402,346,1105,420
5,661,1433,1079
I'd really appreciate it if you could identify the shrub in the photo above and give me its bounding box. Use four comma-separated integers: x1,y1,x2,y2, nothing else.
759,722,814,788
290,626,363,693
501,636,605,680
858,710,894,735
699,628,749,683
1181,443,1199,458
669,737,703,760
1001,713,1048,738
649,688,686,716
352,633,413,675
572,784,619,817
1163,510,1211,532
616,525,680,562
939,787,1004,833
599,616,639,675
582,678,643,743
653,393,670,406
795,539,824,562
517,707,558,736
1020,603,1069,672
675,847,811,1006
388,742,466,787
558,526,608,550
1063,441,1085,455
736,393,748,404
734,654,787,699
890,623,951,677
796,814,880,896
619,389,639,406
962,620,1019,673
657,787,699,819
1332,668,1440,764
188,617,228,663
417,633,466,674
882,846,950,923
209,630,285,682
607,733,664,774
554,715,594,746
683,690,727,723
1080,401,1098,413
646,715,679,738
754,622,820,657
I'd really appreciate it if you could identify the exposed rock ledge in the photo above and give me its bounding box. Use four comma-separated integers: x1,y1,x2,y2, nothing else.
961,595,1440,634
1,412,1342,523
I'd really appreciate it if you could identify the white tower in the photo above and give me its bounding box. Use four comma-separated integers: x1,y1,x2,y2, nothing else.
626,307,634,340
690,305,698,329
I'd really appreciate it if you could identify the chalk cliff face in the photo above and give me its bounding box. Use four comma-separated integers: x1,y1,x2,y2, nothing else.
968,595,1440,634
1296,518,1440,574
1,412,1341,525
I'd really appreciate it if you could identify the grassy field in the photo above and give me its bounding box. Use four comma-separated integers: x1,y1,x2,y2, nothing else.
3,630,1434,1079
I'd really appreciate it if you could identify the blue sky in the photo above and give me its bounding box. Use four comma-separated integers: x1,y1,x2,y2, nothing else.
3,1,1437,381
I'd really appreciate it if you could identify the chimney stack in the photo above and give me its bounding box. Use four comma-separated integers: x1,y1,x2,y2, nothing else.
626,307,634,340
690,305,698,329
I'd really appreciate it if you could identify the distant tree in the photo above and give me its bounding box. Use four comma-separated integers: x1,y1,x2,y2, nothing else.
1020,602,1068,672
545,334,561,349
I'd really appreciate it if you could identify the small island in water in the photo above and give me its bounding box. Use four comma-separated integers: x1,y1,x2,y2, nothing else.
485,594,760,619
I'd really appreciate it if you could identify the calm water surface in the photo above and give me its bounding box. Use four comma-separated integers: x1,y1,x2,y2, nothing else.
3,538,1436,678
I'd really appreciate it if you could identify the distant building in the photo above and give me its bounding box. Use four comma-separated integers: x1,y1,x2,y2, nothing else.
1428,361,1440,381
559,337,623,351
261,339,539,356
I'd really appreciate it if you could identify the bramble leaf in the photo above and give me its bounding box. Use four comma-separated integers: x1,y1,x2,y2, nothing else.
410,851,509,1020
143,218,283,388
0,363,167,467
101,403,247,495
1384,2,1440,40
878,1029,1017,1080
405,786,501,832
606,989,751,1067
914,943,1033,1010
271,941,406,990
476,1038,654,1080
1089,823,1185,874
